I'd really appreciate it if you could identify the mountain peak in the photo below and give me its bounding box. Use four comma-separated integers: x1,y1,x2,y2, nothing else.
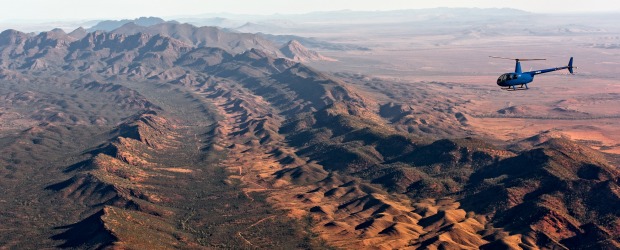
0,29,28,46
37,28,72,42
285,39,303,47
68,27,87,39
50,28,66,35
280,39,336,62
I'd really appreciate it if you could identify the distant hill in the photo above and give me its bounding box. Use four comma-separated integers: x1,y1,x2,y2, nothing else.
258,33,369,51
176,8,531,24
178,17,245,29
88,17,167,32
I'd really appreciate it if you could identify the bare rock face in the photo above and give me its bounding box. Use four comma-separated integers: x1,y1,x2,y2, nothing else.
280,39,337,62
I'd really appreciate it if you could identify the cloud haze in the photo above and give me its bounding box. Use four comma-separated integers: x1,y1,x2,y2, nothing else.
0,0,618,21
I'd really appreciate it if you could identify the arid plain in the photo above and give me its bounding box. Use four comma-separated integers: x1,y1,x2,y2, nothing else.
296,12,620,156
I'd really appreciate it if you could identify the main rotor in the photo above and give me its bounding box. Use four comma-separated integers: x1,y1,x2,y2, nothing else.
489,56,546,62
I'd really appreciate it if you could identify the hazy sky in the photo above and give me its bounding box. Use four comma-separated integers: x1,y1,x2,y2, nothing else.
1,0,618,21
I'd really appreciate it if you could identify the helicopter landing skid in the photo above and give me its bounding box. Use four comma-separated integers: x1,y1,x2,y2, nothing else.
502,86,529,91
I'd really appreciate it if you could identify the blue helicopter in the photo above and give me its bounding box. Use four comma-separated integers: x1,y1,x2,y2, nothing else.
491,56,575,90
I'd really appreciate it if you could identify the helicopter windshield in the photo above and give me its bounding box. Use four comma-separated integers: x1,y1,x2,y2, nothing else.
497,73,517,84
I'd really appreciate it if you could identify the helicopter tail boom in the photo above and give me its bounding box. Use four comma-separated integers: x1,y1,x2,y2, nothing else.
528,57,575,75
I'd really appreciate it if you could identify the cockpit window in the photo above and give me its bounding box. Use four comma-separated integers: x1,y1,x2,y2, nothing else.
498,73,509,83
498,73,518,84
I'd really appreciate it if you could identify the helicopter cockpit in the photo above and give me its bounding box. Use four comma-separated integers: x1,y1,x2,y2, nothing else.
497,73,518,85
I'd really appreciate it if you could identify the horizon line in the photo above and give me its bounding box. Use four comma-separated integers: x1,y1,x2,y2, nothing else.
2,7,620,23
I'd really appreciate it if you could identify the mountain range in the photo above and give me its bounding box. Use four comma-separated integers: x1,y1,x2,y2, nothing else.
0,18,618,249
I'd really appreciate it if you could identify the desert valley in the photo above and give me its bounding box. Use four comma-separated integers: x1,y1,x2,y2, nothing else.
1,7,619,249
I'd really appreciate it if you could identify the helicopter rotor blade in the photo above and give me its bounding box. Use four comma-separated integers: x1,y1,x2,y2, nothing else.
489,56,546,61
489,56,516,60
